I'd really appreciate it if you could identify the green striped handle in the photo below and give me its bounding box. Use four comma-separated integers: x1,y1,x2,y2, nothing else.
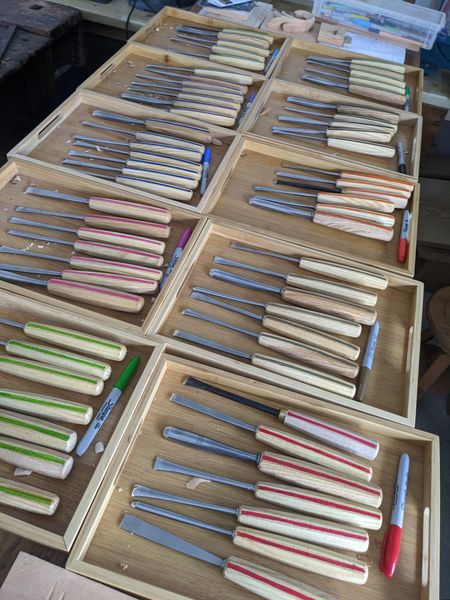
0,389,92,424
0,435,73,479
0,409,77,452
0,476,59,514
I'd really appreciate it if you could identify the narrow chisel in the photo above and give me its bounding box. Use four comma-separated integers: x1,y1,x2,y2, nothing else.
285,97,400,124
176,26,272,48
0,388,92,424
144,63,255,85
0,477,60,514
172,33,269,58
0,409,77,452
0,436,73,479
126,84,242,111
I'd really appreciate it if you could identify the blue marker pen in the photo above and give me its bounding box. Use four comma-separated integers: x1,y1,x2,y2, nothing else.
356,320,379,401
200,147,211,195
238,92,256,126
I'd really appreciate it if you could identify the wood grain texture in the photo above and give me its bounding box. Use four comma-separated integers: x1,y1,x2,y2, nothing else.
265,304,362,338
284,274,378,306
313,212,394,242
0,389,92,425
0,409,77,452
297,258,388,290
0,480,59,516
0,436,73,479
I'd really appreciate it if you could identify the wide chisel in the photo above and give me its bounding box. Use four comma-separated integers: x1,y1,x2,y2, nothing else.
131,484,369,551
0,388,92,424
0,409,77,452
131,501,368,584
0,436,73,479
154,457,382,529
120,513,336,600
0,477,60,514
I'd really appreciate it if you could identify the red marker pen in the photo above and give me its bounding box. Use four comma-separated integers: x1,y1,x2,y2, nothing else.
397,210,410,264
380,453,410,577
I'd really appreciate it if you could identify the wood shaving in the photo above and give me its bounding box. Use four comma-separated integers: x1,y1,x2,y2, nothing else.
95,442,105,454
185,477,211,490
14,467,32,476
119,563,128,571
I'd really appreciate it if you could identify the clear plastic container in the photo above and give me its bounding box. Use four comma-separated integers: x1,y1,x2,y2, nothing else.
313,0,446,49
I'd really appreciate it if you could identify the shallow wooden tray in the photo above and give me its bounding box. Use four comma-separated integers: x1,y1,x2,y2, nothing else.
7,90,237,213
148,219,422,425
203,135,419,277
271,38,423,114
80,43,265,132
67,354,439,600
129,7,288,78
0,160,204,334
0,289,164,551
243,79,422,180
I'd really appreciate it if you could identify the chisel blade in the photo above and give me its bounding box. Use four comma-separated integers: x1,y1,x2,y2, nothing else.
171,393,256,432
25,187,86,204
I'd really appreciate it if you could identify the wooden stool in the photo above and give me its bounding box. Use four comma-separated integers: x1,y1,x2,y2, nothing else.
419,286,450,397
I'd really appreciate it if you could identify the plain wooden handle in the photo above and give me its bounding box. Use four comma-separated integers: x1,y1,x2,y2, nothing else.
128,151,202,174
251,353,356,398
339,189,407,210
285,273,377,307
88,197,172,224
336,179,410,198
298,257,388,290
336,106,400,125
211,45,266,62
254,481,382,530
70,256,162,281
349,82,406,107
0,436,73,479
189,75,248,94
5,340,111,380
130,140,202,162
236,505,370,552
265,303,362,338
350,69,406,89
61,270,158,295
177,92,241,111
281,287,377,326
258,332,358,379
223,27,274,42
47,279,144,314
144,119,213,144
316,192,394,213
181,83,244,101
316,204,395,228
218,32,270,48
134,131,204,153
172,99,238,118
216,40,270,58
22,322,125,362
255,425,371,481
193,67,254,85
74,240,164,268
326,129,392,143
0,355,103,395
125,161,200,182
351,59,406,74
313,211,394,241
232,526,368,584
0,409,77,452
258,452,382,507
330,121,395,136
333,114,397,131
262,315,360,361
122,166,198,190
223,555,335,600
0,388,93,424
116,176,194,202
340,171,414,192
326,137,395,157
170,107,236,127
280,408,380,461
209,53,265,72
0,477,60,515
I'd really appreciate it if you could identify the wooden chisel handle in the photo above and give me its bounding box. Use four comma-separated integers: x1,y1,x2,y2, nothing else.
265,303,362,338
341,171,413,190
176,92,241,111
356,66,405,82
0,409,77,452
326,137,395,157
336,179,410,198
211,44,266,62
338,189,408,209
0,436,73,479
73,239,164,267
297,257,388,290
209,53,265,72
350,69,406,89
236,505,369,552
0,477,60,514
325,129,392,143
82,215,171,238
131,139,202,162
348,82,406,107
77,227,165,254
70,256,162,281
124,161,200,181
169,107,236,127
116,176,194,202
336,106,400,125
47,279,144,314
189,75,248,93
192,68,254,85
128,152,202,174
171,100,237,118
330,121,395,136
218,32,270,48
262,315,360,361
255,425,371,480
0,388,93,424
250,354,356,398
144,120,213,144
254,481,382,530
134,131,205,153
217,40,270,58
351,59,406,74
0,355,103,395
279,408,379,461
316,192,395,212
121,167,198,190
88,197,172,223
313,211,394,241
223,555,336,600
62,270,158,294
4,340,111,380
223,27,273,42
257,332,359,379
284,274,378,306
281,288,377,325
258,451,382,507
316,204,395,228
232,526,368,584
332,114,397,130
181,84,244,101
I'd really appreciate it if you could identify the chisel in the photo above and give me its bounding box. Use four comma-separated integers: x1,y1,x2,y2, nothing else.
0,409,77,452
0,436,73,479
282,108,398,133
163,426,382,507
135,74,245,98
306,56,406,74
230,242,388,289
154,457,382,529
286,97,400,125
175,25,274,43
144,63,254,85
0,389,92,424
120,514,336,600
191,288,360,360
176,25,272,48
173,33,270,58
213,257,378,306
24,185,172,223
15,207,171,238
181,311,356,397
249,197,394,241
0,270,144,314
278,114,396,139
0,477,60,515
183,377,379,461
209,269,377,325
304,64,406,92
131,484,369,552
131,501,368,584
171,394,371,480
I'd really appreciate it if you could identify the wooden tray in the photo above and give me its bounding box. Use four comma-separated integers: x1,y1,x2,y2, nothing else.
66,354,439,600
243,79,422,180
129,7,288,78
7,89,237,213
0,160,204,335
80,43,265,132
148,219,422,425
0,289,163,551
271,38,423,114
203,136,419,277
